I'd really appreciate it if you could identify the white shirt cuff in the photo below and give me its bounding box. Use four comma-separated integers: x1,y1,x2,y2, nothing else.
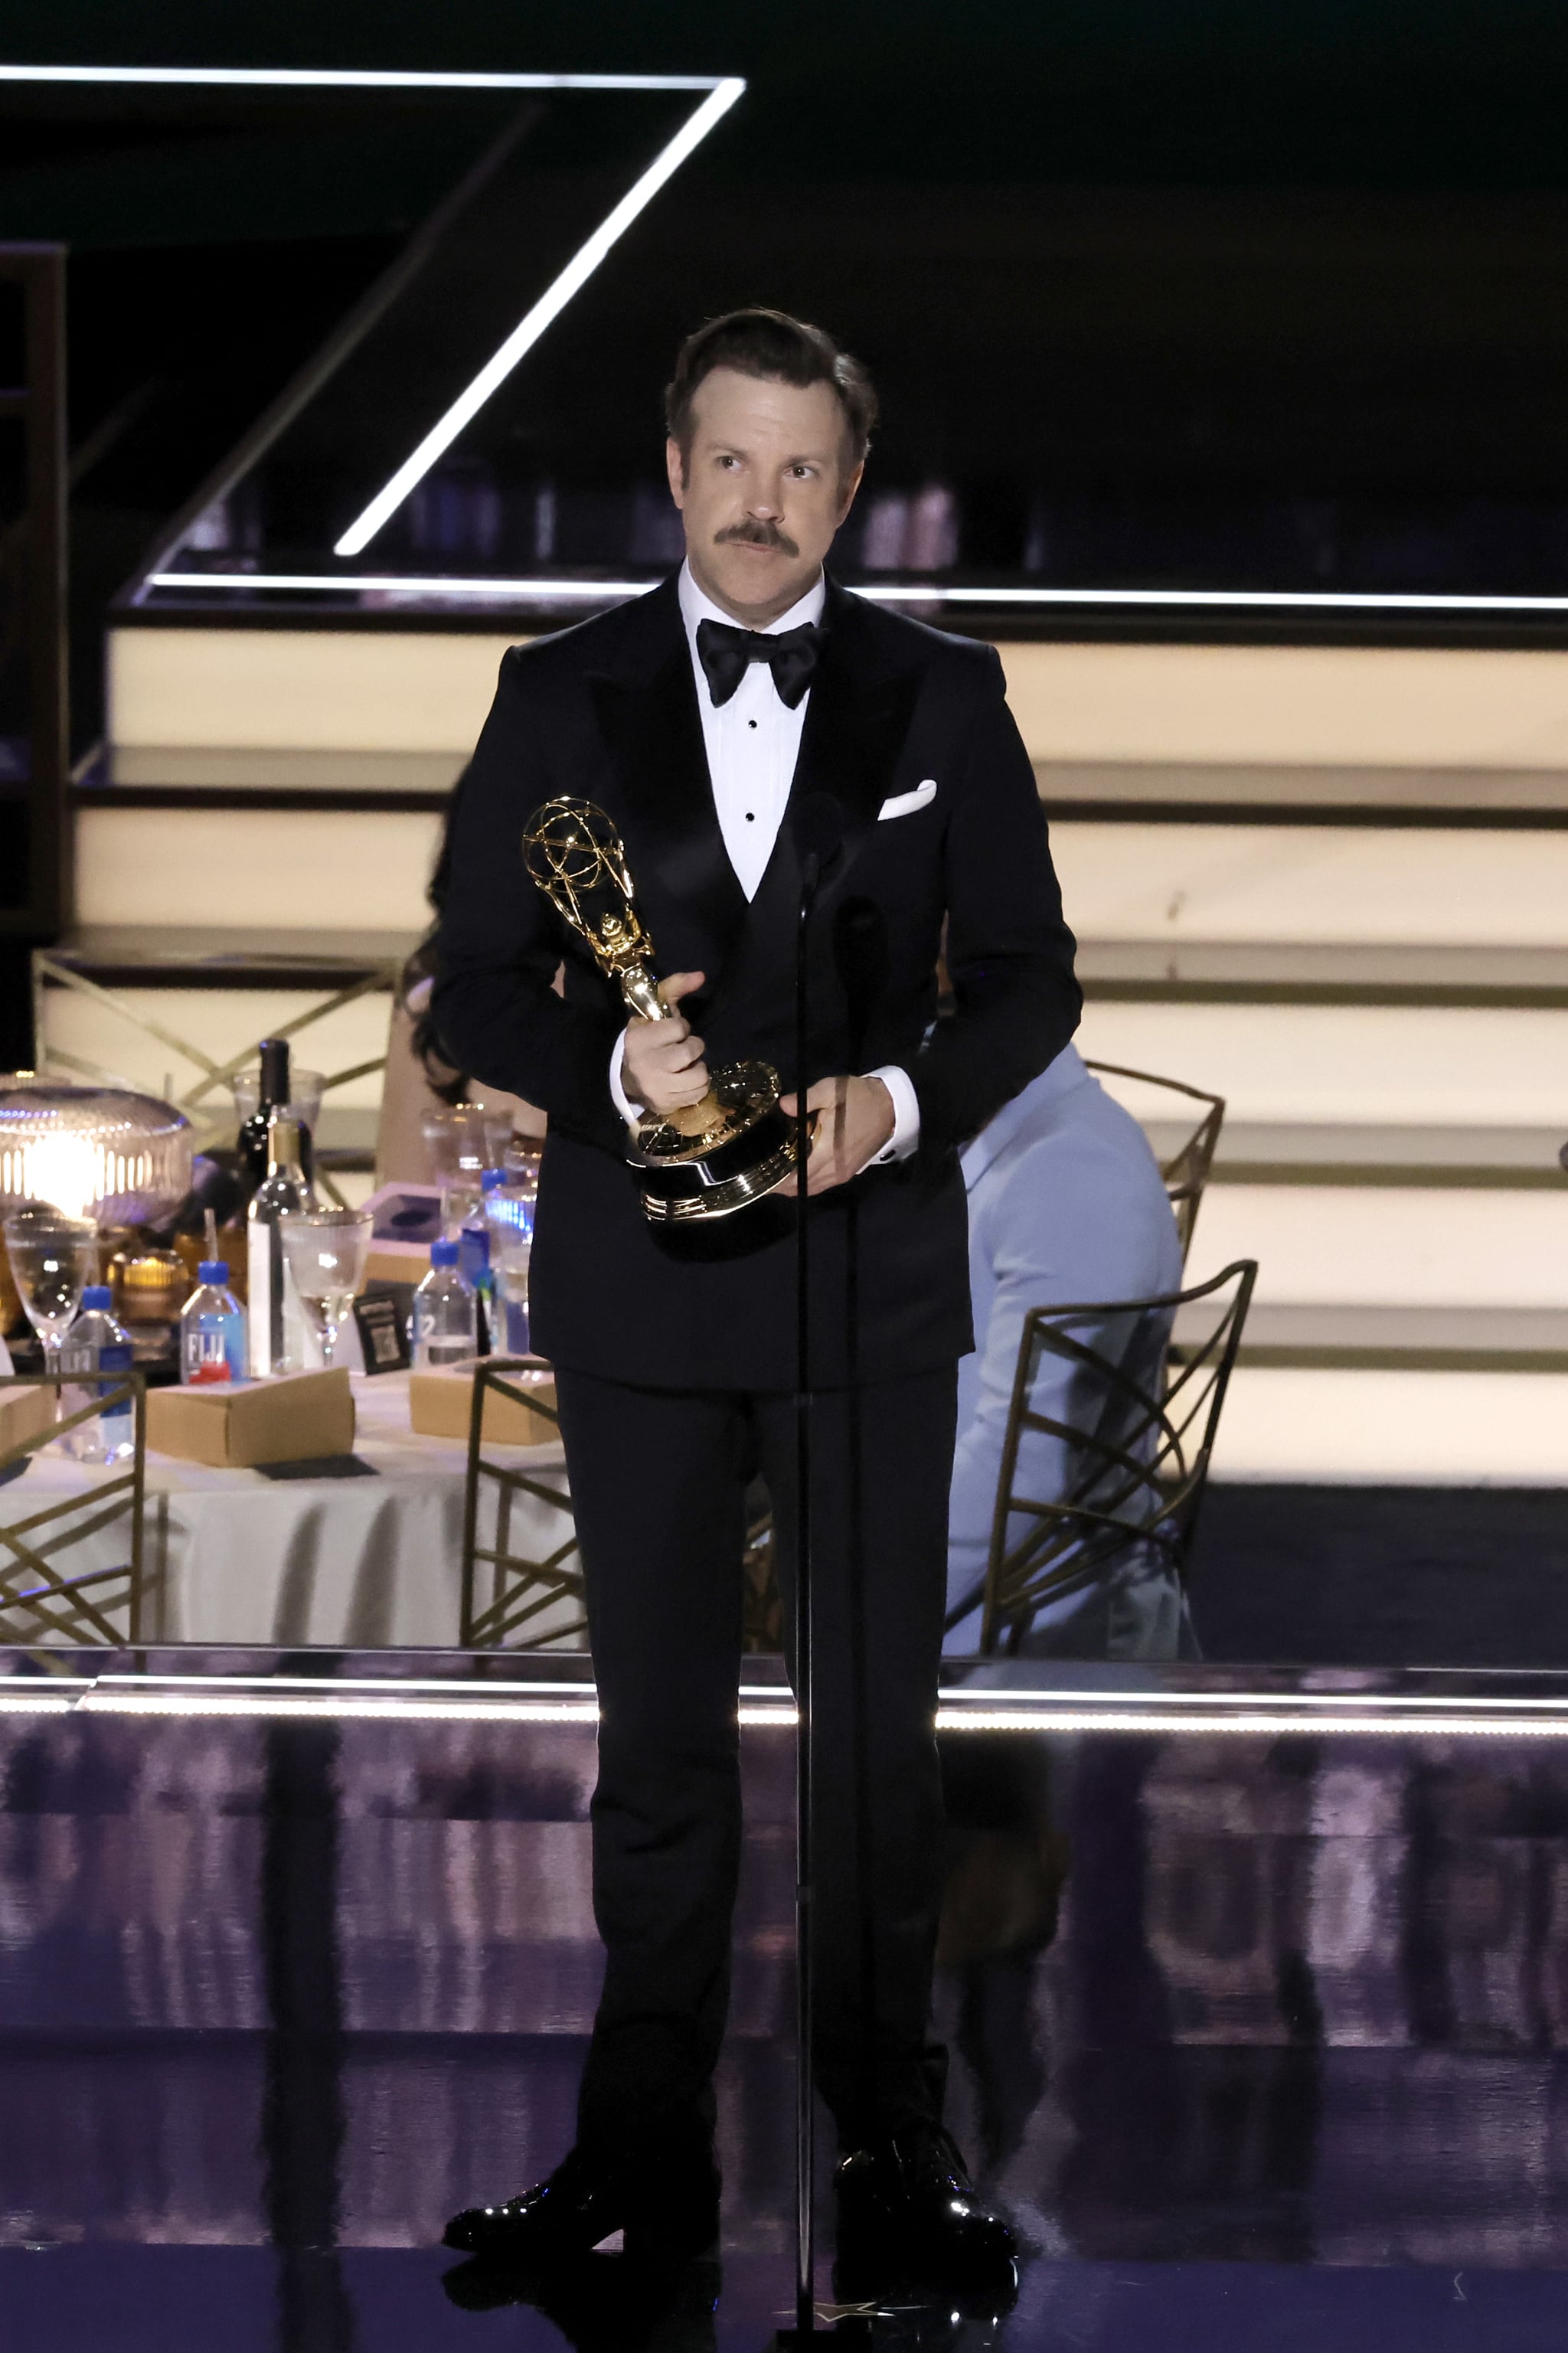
864,1064,920,1163
609,1027,644,1129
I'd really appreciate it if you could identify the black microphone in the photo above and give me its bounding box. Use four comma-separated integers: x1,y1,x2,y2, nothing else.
794,790,846,905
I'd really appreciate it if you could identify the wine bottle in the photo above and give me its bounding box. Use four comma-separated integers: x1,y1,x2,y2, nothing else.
246,1113,314,1376
239,1037,315,1194
238,1038,290,1195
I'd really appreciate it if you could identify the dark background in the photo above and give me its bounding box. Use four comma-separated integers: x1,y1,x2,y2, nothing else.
9,2,1568,757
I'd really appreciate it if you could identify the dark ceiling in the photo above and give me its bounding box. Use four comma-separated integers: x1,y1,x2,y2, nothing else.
8,0,1568,191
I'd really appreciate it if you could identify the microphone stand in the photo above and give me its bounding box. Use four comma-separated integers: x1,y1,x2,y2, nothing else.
786,841,823,2346
776,793,845,2348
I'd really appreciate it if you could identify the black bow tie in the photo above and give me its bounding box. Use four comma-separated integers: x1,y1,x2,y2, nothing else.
694,615,824,711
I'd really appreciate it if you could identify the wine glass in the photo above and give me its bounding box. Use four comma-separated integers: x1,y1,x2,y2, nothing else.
420,1106,491,1234
280,1211,372,1369
2,1204,96,1378
483,1180,536,1356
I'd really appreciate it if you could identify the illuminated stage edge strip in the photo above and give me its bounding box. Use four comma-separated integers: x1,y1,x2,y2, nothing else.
145,572,1568,616
4,1680,1568,1737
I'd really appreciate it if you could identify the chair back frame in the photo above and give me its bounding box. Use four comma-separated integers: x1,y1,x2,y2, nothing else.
1083,1058,1226,1263
978,1259,1256,1655
0,1370,147,1645
459,1358,585,1649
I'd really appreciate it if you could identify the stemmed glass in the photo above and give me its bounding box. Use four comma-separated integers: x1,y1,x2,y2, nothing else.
483,1178,537,1357
422,1106,507,1234
281,1211,372,1370
3,1204,96,1380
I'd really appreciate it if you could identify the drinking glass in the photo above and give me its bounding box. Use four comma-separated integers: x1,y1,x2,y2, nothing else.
2,1204,95,1377
421,1106,492,1234
483,1180,536,1355
231,1067,325,1139
280,1211,372,1369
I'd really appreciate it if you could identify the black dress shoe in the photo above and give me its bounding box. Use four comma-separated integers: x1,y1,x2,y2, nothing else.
443,2137,720,2267
834,2122,1017,2296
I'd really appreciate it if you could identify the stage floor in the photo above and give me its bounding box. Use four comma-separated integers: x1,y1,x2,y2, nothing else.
3,1646,1568,2349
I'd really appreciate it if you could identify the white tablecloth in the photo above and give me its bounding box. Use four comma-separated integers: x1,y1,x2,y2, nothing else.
0,1373,582,1649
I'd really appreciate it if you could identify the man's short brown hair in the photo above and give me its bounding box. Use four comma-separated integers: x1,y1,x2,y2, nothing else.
665,308,877,472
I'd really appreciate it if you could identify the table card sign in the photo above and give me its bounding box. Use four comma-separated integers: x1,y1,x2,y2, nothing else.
353,1293,410,1374
0,1378,54,1465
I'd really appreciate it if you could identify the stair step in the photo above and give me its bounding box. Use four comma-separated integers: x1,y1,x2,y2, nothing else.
74,799,443,932
35,930,406,1115
108,624,518,783
1214,1364,1568,1484
1187,1184,1568,1312
1199,1304,1568,1371
75,802,1568,952
1040,759,1568,826
1054,825,1568,949
1200,1121,1566,1186
1080,940,1568,1005
1077,998,1568,1129
111,621,1568,776
77,780,453,812
41,926,413,989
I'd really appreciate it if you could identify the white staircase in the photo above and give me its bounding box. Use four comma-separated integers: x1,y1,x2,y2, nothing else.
51,615,1568,1480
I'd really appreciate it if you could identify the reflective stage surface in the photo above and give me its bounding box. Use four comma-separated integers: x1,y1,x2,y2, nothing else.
4,1648,1568,2348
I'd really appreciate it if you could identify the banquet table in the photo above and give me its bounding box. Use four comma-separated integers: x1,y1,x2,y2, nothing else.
0,1373,582,1649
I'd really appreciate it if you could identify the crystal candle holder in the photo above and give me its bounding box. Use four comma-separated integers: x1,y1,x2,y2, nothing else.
0,1077,192,1226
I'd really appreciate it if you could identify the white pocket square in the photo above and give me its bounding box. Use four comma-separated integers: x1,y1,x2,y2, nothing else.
877,779,937,822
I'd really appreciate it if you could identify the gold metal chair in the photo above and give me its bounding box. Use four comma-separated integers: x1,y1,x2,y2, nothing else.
1083,1060,1226,1263
0,1370,147,1642
459,1358,586,1649
972,1260,1256,1655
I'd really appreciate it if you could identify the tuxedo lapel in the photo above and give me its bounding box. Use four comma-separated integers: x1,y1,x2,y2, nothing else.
587,580,749,969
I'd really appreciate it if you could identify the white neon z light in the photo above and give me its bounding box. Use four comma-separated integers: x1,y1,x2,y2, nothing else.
332,77,746,555
0,60,746,563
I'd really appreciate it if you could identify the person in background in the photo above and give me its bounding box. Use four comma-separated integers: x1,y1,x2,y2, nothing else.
945,1042,1188,1658
374,770,545,1190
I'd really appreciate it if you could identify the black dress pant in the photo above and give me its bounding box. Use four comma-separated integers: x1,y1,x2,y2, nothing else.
553,1361,958,2155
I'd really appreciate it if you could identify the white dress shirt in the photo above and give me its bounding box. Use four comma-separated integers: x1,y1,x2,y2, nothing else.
609,562,918,1161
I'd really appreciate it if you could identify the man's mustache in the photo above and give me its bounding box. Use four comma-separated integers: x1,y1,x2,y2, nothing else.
714,518,801,557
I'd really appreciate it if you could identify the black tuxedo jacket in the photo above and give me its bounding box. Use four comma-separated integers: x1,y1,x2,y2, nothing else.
432,575,1080,1390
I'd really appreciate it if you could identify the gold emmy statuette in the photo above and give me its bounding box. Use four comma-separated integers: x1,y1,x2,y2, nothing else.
521,796,803,1222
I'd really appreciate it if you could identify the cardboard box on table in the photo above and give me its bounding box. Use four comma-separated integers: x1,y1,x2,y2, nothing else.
409,1364,557,1448
146,1369,354,1468
0,1381,58,1460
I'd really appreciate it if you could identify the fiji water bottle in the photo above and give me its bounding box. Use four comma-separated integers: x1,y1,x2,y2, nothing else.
59,1286,136,1465
411,1238,478,1370
179,1260,247,1386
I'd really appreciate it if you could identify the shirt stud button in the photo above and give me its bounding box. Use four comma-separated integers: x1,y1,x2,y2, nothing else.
745,812,755,822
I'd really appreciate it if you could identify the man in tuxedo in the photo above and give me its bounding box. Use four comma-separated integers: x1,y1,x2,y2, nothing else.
435,309,1080,2289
